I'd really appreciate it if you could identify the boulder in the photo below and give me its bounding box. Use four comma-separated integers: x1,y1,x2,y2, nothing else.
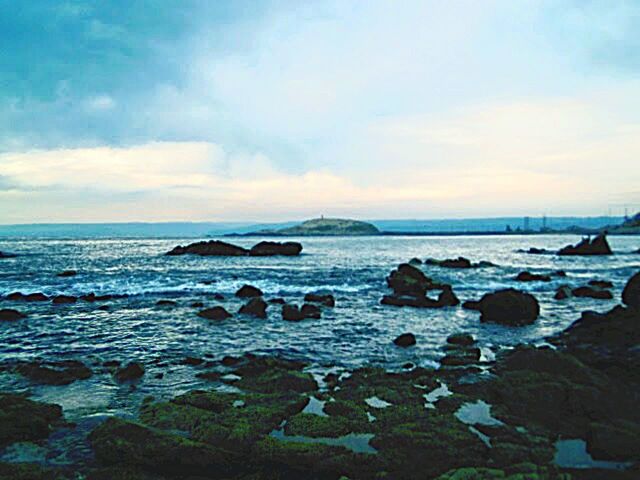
464,289,539,326
0,394,63,447
393,333,417,347
197,307,232,321
515,271,551,282
426,257,473,269
446,333,475,347
166,240,248,256
249,241,303,256
558,233,613,256
554,285,571,300
268,297,286,305
235,284,263,298
386,263,442,297
301,303,321,319
282,304,304,321
381,285,459,309
238,298,268,318
304,293,335,307
408,257,423,265
588,279,613,289
0,309,26,321
52,295,78,304
114,362,145,382
56,270,77,277
7,292,48,302
622,272,640,309
571,286,613,300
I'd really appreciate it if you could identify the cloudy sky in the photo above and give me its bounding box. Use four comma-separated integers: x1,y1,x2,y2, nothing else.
1,0,639,223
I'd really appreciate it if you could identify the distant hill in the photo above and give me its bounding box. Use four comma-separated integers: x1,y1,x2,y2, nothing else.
250,218,380,236
609,212,640,234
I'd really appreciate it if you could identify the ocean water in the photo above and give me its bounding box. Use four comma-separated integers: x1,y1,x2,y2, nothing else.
0,234,638,422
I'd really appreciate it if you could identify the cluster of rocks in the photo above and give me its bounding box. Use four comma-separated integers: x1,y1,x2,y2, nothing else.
5,291,112,305
166,240,303,257
196,284,335,322
440,333,481,367
423,257,496,269
554,280,614,300
381,263,460,308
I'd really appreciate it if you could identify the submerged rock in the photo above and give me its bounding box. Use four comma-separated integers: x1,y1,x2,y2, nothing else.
0,251,17,258
166,240,248,256
0,393,63,447
156,299,178,307
52,294,78,304
249,241,303,256
588,279,614,289
393,333,416,347
622,271,640,309
6,292,48,302
16,360,92,385
426,257,473,269
56,270,77,277
235,284,263,298
463,289,539,326
0,308,26,321
282,303,320,321
446,333,475,347
571,285,613,300
558,233,613,256
515,271,551,282
304,293,336,307
197,307,232,321
115,362,145,382
238,298,268,318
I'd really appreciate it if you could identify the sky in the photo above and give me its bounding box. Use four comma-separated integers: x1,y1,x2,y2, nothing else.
1,0,639,223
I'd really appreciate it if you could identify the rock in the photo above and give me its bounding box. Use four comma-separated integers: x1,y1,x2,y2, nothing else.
382,285,459,309
523,247,549,254
303,293,335,307
166,240,248,256
0,309,26,321
554,270,567,277
446,333,475,346
0,393,63,447
408,257,422,265
387,263,443,297
212,293,225,301
80,293,113,302
238,298,268,318
558,233,613,256
554,285,571,300
0,251,16,258
7,292,48,302
181,357,204,366
515,271,551,282
571,286,613,300
115,362,145,382
190,301,204,308
440,347,481,367
282,304,304,321
268,297,286,304
588,279,613,289
89,417,237,476
393,333,416,347
156,300,177,306
301,303,321,319
249,241,303,256
235,284,263,298
464,289,539,326
426,257,473,269
16,360,92,385
56,270,77,277
197,307,232,321
52,295,78,304
622,271,640,309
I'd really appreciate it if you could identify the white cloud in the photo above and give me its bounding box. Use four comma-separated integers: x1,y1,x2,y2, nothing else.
84,95,116,112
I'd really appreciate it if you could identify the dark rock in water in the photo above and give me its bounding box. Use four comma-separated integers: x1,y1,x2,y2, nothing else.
16,360,92,385
558,233,613,256
554,270,567,277
446,333,475,346
554,285,571,300
0,393,63,447
515,271,551,282
393,333,416,347
622,271,640,309
238,298,268,318
301,303,321,319
0,308,26,321
7,292,49,302
89,417,237,476
235,284,263,298
522,247,550,254
220,355,242,367
588,279,613,289
571,286,613,300
426,256,473,269
197,307,232,321
464,288,539,326
282,304,304,321
166,240,248,256
181,357,204,366
268,297,286,304
80,293,113,302
387,263,444,297
0,251,16,258
57,270,77,277
408,257,422,265
115,362,145,382
156,299,177,307
249,241,303,256
52,294,77,304
382,285,459,309
304,293,335,307
97,305,110,311
190,301,204,308
212,293,225,301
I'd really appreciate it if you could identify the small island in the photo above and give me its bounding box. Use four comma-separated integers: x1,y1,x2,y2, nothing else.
246,217,381,236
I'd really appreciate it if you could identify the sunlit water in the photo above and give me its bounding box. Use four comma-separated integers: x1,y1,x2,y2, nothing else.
0,235,638,421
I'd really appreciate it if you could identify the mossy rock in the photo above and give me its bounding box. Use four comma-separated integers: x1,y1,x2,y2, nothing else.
89,417,239,477
434,465,571,480
234,368,317,394
284,413,354,438
0,393,63,447
0,462,72,480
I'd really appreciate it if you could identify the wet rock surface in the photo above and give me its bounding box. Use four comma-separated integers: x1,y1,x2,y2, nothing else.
463,288,540,326
0,308,26,321
558,233,613,256
381,263,460,308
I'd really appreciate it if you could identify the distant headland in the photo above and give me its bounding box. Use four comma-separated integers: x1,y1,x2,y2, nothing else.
238,217,381,237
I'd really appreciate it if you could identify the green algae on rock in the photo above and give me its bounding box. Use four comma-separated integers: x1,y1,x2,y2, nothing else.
0,393,64,448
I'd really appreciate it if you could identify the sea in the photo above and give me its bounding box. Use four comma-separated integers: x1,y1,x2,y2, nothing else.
0,234,638,428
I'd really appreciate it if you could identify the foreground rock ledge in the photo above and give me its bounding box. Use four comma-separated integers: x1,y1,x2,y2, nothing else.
166,240,302,257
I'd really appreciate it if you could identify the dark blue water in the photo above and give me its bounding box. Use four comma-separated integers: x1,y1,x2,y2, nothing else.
0,235,638,421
